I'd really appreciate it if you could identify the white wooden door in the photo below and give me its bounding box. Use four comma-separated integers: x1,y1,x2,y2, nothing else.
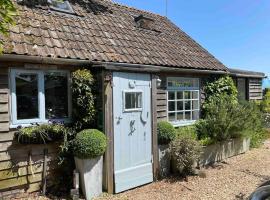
113,72,153,193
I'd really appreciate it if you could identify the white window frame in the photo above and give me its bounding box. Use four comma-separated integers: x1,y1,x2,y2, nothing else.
122,90,143,112
10,69,72,127
167,77,200,127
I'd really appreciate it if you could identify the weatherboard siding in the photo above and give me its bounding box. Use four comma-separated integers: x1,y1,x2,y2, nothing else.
248,78,263,100
0,63,76,198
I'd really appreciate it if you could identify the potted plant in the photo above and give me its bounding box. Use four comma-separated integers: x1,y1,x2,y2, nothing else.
157,121,176,178
72,129,107,200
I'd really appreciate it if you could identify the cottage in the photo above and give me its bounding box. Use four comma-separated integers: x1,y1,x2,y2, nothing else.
0,0,265,196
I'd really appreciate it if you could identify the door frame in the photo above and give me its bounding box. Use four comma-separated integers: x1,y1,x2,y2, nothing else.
103,70,159,194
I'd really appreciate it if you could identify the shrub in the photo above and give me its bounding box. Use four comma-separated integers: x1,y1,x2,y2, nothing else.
175,125,197,140
72,69,95,130
203,76,238,115
16,124,67,144
170,136,201,176
196,94,265,142
157,121,176,145
261,90,270,113
72,129,107,159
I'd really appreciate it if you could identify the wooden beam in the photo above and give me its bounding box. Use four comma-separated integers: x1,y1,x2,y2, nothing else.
103,70,114,194
151,74,159,181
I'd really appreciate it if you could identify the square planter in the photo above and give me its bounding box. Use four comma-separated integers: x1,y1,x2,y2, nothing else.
158,144,171,178
75,156,103,200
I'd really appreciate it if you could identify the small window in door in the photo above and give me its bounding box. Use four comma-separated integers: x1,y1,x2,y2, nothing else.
124,91,142,111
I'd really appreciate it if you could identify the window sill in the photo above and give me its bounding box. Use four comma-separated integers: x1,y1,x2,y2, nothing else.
170,120,197,127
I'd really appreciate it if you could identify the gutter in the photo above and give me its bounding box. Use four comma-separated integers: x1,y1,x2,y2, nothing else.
0,54,228,75
93,61,229,75
230,73,266,79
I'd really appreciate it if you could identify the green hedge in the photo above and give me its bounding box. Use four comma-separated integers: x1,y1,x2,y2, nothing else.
72,129,107,159
157,121,176,145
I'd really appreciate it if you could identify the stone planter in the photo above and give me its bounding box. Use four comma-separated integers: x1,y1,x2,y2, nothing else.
200,137,250,166
75,156,103,200
158,144,171,178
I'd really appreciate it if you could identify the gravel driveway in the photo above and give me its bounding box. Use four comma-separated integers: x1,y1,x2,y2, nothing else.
96,140,270,200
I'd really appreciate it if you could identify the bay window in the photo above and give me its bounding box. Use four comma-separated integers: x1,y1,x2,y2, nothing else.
167,77,200,126
10,69,71,126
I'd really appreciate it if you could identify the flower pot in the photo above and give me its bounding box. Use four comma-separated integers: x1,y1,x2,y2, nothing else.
75,156,103,200
158,144,171,178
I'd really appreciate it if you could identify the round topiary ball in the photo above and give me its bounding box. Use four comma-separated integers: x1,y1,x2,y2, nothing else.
73,129,107,159
157,121,176,145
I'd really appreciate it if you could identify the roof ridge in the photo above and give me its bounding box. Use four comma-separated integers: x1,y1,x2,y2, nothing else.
109,0,165,18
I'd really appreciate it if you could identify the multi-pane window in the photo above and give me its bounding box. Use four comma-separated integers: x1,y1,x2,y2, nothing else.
10,69,71,126
167,77,200,125
124,91,143,111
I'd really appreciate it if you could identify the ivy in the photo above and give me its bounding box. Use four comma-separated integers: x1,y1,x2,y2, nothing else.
71,69,95,130
0,0,17,53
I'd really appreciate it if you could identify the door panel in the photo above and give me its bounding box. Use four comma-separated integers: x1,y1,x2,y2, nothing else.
113,72,153,193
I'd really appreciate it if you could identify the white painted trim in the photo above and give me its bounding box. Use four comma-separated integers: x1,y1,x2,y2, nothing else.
166,77,201,126
122,90,143,112
9,69,72,127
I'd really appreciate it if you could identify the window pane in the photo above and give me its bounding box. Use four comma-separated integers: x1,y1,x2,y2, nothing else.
16,73,39,119
136,93,142,108
168,91,175,100
192,110,199,120
177,101,183,111
45,72,68,119
168,112,175,121
168,101,175,111
125,92,142,110
192,91,199,99
185,111,191,120
177,112,184,121
192,100,199,110
184,91,191,99
185,101,191,110
177,91,183,99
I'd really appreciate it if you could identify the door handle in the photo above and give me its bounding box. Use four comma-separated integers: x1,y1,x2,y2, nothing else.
140,111,148,124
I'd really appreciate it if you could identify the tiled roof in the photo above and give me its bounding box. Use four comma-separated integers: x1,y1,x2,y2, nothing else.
1,0,228,71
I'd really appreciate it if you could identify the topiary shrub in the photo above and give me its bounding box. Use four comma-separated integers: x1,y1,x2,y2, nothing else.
176,125,197,140
157,121,176,145
170,136,201,176
72,129,107,159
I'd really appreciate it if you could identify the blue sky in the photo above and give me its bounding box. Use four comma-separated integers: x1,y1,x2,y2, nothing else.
115,0,270,87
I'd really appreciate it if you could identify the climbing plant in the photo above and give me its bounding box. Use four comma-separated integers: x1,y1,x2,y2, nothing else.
71,69,95,130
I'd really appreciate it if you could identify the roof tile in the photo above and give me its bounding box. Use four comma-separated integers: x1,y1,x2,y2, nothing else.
3,0,228,71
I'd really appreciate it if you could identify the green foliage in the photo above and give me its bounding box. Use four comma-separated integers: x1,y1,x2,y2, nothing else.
157,121,176,145
196,94,265,143
261,90,270,113
203,76,238,113
170,136,201,176
15,124,67,144
0,0,17,52
71,69,95,130
72,129,107,159
175,125,197,140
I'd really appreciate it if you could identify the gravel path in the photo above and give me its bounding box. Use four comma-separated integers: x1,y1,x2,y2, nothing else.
96,140,270,200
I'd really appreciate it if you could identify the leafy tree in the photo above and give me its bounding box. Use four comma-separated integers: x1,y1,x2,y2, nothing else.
261,90,270,113
0,0,17,52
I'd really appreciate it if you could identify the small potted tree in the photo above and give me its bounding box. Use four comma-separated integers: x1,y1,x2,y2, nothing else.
73,129,107,200
157,121,176,178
